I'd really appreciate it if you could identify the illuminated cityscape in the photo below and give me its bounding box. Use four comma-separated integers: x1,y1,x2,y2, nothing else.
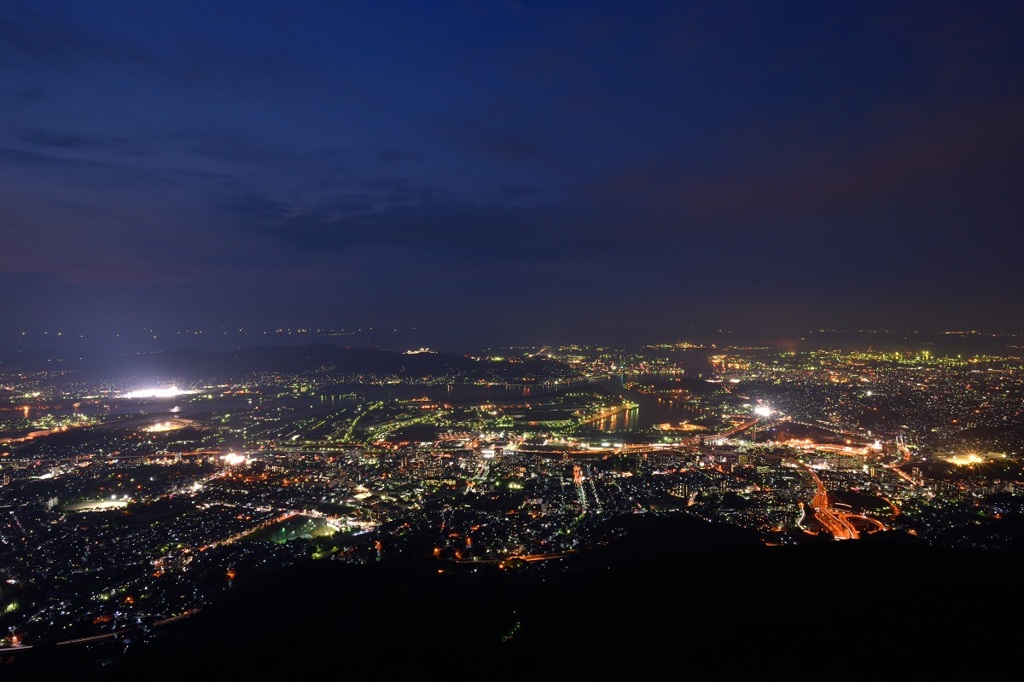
2,330,1023,676
5,1,1024,678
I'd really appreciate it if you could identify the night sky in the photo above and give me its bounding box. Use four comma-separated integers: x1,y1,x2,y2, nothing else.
3,1,1023,352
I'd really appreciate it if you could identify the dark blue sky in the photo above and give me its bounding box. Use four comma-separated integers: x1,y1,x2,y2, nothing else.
3,1,1023,352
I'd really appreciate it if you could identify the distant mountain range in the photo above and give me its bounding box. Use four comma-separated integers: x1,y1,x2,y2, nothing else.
5,343,570,386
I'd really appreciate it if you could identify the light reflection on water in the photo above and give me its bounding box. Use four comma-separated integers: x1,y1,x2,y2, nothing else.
312,372,708,433
11,369,712,436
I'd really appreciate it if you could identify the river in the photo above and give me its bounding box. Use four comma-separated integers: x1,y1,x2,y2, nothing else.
308,370,711,434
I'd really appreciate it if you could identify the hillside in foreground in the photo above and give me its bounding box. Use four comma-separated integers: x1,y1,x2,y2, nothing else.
8,513,1023,681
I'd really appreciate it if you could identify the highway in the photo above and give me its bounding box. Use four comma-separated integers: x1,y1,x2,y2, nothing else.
794,460,891,540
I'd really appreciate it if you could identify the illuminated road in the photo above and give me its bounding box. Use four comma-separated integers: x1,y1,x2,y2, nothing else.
792,460,891,540
201,511,300,550
715,418,760,439
54,609,203,649
805,464,859,540
573,465,588,512
886,436,920,486
466,456,490,493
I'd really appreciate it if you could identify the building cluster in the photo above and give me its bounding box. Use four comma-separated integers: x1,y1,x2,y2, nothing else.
1,339,1023,653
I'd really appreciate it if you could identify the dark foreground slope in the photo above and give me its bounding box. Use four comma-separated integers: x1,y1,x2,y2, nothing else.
10,516,1024,680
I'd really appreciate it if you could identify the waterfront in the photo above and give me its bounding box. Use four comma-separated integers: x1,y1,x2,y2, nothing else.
3,336,1024,675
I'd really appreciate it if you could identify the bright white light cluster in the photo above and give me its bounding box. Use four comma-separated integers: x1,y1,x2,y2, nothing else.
121,386,194,399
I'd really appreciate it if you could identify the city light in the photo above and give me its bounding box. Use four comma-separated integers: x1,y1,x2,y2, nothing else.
121,386,196,399
4,333,1023,675
143,420,188,433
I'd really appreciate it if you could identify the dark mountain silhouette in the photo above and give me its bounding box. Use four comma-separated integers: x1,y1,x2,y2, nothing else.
42,344,568,385
10,514,1022,681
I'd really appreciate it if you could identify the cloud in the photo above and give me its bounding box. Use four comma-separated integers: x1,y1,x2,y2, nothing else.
17,128,149,157
375,147,422,164
682,94,1024,235
231,194,598,263
0,1,158,72
441,121,557,166
19,129,97,149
